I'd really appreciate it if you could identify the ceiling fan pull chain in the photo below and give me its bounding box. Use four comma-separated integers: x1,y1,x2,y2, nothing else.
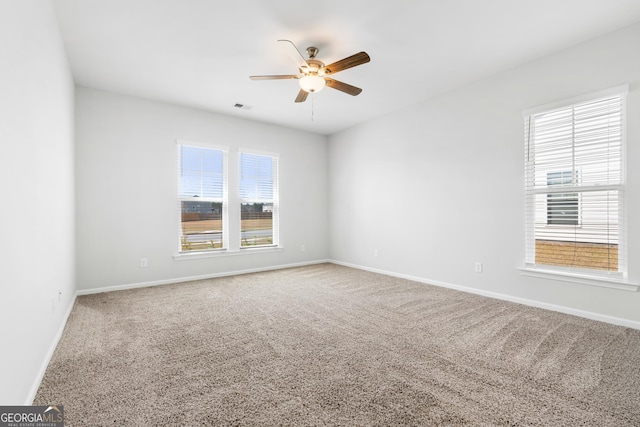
311,93,314,122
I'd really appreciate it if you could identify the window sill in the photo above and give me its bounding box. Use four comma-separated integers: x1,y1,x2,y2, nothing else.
518,266,638,292
173,246,283,261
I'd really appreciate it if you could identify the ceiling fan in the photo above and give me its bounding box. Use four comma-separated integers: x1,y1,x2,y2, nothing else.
250,40,370,103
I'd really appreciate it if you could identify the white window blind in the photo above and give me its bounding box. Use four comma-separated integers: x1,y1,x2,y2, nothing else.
239,151,279,248
524,88,626,275
177,144,227,252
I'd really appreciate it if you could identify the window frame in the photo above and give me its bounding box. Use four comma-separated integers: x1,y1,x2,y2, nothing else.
176,141,229,254
238,149,279,249
521,85,633,288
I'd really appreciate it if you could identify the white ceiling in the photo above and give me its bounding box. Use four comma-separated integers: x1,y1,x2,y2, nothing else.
53,0,640,135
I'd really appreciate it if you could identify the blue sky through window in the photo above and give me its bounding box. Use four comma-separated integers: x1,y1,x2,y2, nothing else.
179,145,223,199
239,153,273,200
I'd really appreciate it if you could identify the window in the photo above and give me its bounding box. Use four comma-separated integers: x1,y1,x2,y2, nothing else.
524,87,626,275
178,144,227,252
239,151,278,248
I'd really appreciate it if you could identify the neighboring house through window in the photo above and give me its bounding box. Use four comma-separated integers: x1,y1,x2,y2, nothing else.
546,171,579,226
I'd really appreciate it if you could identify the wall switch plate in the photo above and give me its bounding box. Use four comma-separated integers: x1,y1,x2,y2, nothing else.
374,249,379,257
140,258,148,268
300,245,306,252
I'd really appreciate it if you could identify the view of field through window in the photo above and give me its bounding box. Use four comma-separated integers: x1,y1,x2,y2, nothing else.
180,201,223,251
179,201,273,250
241,202,273,246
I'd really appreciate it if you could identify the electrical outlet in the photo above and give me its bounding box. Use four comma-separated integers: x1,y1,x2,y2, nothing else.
474,262,483,273
374,249,379,257
140,258,148,268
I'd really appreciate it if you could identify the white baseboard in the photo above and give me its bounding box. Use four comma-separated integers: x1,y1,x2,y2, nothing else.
329,260,640,330
77,259,330,296
25,292,78,405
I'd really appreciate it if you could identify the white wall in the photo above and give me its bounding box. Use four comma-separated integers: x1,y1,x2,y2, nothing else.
328,23,640,324
75,87,328,291
0,1,76,404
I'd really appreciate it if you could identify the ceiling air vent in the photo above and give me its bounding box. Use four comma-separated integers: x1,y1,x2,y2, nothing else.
233,103,253,110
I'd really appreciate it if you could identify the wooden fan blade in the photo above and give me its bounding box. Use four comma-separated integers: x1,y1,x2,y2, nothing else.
295,89,309,103
278,39,309,72
250,75,299,80
322,52,370,75
325,78,363,96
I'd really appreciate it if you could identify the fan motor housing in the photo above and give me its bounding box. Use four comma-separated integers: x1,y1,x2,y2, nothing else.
305,59,324,74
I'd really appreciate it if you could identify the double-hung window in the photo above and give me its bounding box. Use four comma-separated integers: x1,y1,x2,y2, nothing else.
524,86,627,277
239,151,279,248
178,143,228,252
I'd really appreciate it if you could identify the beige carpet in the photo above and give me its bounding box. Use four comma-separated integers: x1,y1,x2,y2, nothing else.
35,263,640,426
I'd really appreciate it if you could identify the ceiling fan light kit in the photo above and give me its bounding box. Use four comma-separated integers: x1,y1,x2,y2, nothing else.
250,40,370,103
299,74,326,93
